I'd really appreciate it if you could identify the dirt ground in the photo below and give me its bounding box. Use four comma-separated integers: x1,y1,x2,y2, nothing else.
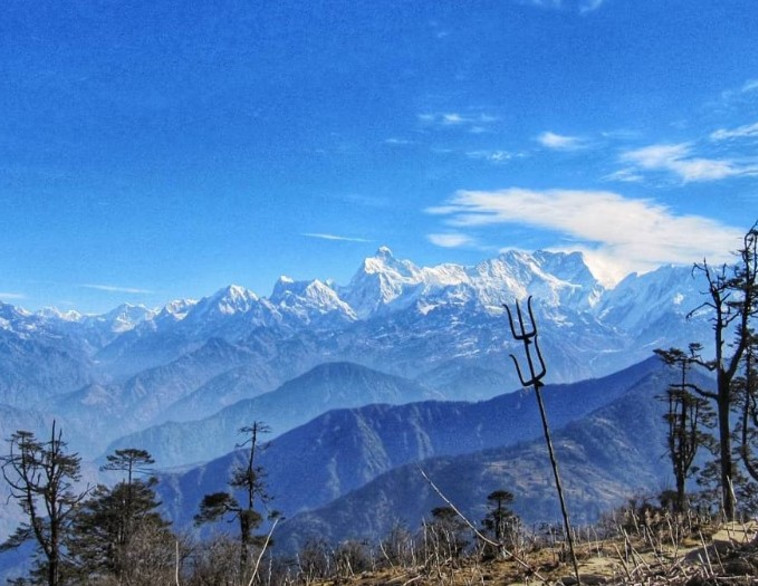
307,522,758,586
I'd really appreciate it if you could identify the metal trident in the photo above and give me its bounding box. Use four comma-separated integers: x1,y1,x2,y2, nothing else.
504,296,581,585
504,296,546,388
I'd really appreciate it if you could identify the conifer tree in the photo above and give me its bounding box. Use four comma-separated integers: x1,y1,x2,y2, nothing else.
654,344,715,512
481,490,518,547
195,422,274,580
68,448,170,582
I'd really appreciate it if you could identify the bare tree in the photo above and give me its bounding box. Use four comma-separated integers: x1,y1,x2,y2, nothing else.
427,506,468,561
0,421,89,586
688,221,757,520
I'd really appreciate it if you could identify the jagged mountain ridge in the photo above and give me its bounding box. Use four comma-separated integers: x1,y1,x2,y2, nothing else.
0,247,713,456
83,248,613,379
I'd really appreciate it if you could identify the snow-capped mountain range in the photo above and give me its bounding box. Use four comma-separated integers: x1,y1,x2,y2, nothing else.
0,247,712,453
0,247,697,331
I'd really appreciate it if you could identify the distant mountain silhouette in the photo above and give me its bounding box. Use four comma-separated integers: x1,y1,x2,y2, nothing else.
108,361,443,467
156,355,689,537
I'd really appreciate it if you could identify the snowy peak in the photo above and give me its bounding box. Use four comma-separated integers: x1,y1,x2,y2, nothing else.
271,276,356,323
376,245,393,258
272,278,332,306
271,275,296,298
341,247,425,318
533,250,598,287
476,250,601,309
337,247,607,319
0,301,31,321
270,275,307,303
90,303,156,333
194,284,261,317
595,264,704,331
0,301,34,332
160,298,198,321
37,307,84,322
360,246,420,280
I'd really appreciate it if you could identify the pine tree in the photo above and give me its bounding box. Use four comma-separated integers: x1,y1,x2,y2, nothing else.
67,449,170,582
195,422,274,580
654,345,715,513
69,478,173,582
481,490,518,548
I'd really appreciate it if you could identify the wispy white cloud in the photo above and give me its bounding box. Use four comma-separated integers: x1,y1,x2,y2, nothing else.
466,150,515,164
717,78,758,106
518,0,606,13
427,188,744,284
384,137,415,146
302,233,374,243
710,121,758,141
602,168,644,183
418,112,497,133
0,292,26,300
427,233,476,248
619,142,758,182
81,284,154,294
537,131,585,151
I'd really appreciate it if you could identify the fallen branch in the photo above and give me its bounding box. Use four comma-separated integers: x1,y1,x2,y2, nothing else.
247,518,279,586
417,466,551,584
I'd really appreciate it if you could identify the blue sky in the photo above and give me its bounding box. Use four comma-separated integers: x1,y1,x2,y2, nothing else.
1,0,757,313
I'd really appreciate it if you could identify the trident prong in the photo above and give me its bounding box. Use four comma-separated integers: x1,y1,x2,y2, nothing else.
504,296,537,341
508,354,528,387
504,296,547,387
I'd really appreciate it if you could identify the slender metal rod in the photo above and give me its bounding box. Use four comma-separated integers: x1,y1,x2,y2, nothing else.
534,380,580,583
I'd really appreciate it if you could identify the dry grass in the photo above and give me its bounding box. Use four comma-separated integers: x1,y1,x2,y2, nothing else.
295,521,758,586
